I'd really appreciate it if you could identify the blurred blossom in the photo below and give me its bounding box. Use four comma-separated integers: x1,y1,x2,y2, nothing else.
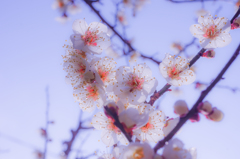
159,54,196,87
135,0,151,11
170,88,183,96
190,14,232,49
52,0,67,11
195,82,207,91
39,128,47,138
120,142,154,159
129,51,140,63
202,50,215,59
117,11,128,26
196,9,209,17
34,150,43,159
67,4,81,15
123,0,133,8
105,47,120,59
198,101,213,115
162,138,197,159
55,15,70,23
171,42,183,54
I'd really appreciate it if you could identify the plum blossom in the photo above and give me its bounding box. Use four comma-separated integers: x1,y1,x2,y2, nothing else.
195,9,209,17
171,42,183,54
91,112,129,146
63,56,90,86
231,17,240,30
114,63,158,105
207,107,224,122
162,138,197,159
73,83,106,112
70,19,111,54
67,4,81,15
123,102,154,115
190,14,232,49
52,0,68,11
98,154,114,159
120,142,154,159
92,57,117,92
133,110,166,143
159,54,196,87
129,51,140,63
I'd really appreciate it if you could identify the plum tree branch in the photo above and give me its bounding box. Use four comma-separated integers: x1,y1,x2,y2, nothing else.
154,43,240,152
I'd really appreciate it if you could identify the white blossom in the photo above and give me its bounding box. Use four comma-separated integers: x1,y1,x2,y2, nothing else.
162,138,197,159
70,19,111,54
159,54,196,87
73,83,106,112
92,57,117,92
114,63,157,105
133,110,166,143
190,14,232,49
91,112,129,146
120,142,154,159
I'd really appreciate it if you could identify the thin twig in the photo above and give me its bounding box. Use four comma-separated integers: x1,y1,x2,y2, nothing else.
154,43,240,152
43,86,50,159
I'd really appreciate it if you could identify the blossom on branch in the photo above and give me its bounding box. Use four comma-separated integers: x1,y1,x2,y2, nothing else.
73,83,106,112
174,100,189,117
133,110,166,143
190,14,232,49
202,50,215,59
114,64,158,105
71,19,111,54
163,117,179,136
159,54,196,87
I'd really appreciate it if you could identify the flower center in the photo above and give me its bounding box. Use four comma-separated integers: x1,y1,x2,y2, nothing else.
76,50,87,59
78,63,86,77
127,74,144,92
203,25,219,39
81,31,98,46
58,1,64,8
167,66,181,80
98,68,109,82
141,122,154,133
86,85,99,101
132,148,145,159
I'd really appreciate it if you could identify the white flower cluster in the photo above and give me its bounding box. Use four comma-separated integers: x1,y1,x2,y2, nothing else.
61,14,235,158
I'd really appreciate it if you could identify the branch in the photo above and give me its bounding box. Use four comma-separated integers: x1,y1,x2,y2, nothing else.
83,0,161,65
43,86,50,159
104,106,133,142
194,81,240,92
63,111,93,158
154,43,240,152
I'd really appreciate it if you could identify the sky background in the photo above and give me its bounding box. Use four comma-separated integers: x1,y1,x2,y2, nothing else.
0,0,240,159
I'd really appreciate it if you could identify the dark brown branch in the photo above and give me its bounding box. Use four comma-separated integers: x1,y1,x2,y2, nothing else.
194,81,240,92
154,43,240,152
104,106,133,142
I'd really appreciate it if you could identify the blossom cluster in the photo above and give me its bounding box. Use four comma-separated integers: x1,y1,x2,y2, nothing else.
62,12,234,158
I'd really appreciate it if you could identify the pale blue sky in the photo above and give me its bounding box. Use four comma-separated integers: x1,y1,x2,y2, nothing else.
0,0,240,159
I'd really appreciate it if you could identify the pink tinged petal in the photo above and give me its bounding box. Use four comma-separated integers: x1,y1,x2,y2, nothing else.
72,19,88,35
91,112,109,130
88,22,108,34
214,33,232,48
101,129,118,146
189,24,205,38
70,34,85,50
178,69,196,85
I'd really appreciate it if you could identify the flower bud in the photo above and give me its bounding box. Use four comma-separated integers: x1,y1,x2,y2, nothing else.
83,71,95,83
174,100,189,117
207,107,224,122
231,17,240,30
202,50,215,59
198,101,212,115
